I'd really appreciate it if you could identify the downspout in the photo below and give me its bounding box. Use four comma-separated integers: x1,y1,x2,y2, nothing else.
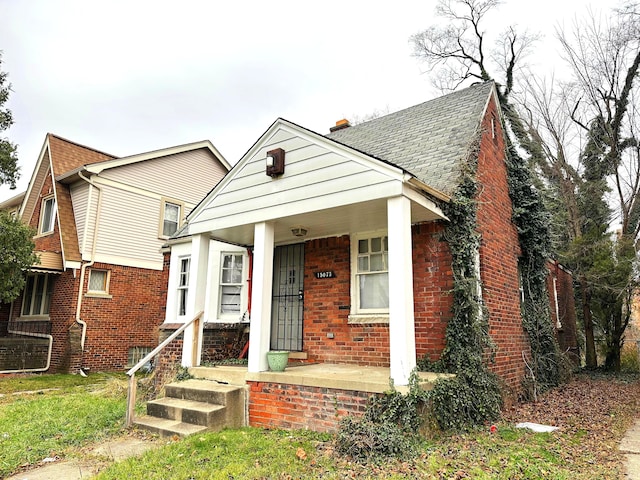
0,295,53,374
74,171,103,368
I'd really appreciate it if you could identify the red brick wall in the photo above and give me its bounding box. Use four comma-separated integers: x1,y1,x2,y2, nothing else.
303,236,391,366
248,381,369,432
302,225,455,368
547,261,579,364
475,95,530,390
79,262,167,371
412,222,453,361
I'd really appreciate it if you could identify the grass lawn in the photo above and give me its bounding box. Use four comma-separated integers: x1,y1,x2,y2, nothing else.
1,372,639,479
0,373,129,478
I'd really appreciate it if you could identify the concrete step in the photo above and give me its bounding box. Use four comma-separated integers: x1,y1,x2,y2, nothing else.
165,379,244,406
147,397,226,427
189,365,247,386
134,415,208,437
136,379,247,438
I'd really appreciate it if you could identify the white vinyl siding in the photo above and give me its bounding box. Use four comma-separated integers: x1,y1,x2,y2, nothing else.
70,182,92,255
100,149,227,205
189,129,401,233
94,186,165,269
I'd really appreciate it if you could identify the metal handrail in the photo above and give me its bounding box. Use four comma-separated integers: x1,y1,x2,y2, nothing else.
125,311,203,427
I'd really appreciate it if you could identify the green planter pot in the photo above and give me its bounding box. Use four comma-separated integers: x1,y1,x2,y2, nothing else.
267,351,289,372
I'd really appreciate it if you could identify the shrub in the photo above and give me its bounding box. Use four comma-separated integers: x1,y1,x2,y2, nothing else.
335,371,428,460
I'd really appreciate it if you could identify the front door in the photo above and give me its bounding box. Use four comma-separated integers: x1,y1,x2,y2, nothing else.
270,244,304,351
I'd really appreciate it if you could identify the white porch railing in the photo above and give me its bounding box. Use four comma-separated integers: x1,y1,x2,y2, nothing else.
125,311,203,427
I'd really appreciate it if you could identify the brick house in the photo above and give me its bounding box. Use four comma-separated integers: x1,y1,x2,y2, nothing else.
154,81,577,432
0,134,230,373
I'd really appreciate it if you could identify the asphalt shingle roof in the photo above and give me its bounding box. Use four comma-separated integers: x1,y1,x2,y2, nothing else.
326,81,495,196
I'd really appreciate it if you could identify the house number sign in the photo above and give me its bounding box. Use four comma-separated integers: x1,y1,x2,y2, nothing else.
314,271,335,279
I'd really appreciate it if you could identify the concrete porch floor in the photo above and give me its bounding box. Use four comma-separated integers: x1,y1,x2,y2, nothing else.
189,363,453,394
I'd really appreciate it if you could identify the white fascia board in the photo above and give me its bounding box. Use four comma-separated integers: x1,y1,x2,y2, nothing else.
402,183,448,221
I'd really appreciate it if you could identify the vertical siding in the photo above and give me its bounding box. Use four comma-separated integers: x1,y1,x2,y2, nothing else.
100,149,227,204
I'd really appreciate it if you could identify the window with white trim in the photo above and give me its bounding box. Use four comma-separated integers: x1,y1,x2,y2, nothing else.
219,253,243,315
39,196,56,234
353,234,389,313
87,269,110,295
21,274,55,317
160,200,182,238
178,256,190,316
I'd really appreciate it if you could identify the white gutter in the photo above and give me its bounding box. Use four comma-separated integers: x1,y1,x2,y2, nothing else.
0,299,53,374
74,171,104,356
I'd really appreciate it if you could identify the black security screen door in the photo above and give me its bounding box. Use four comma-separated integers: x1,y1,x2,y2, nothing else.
270,244,304,351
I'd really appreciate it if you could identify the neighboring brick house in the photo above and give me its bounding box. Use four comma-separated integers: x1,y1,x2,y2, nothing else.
547,260,580,365
0,134,230,373
158,81,578,430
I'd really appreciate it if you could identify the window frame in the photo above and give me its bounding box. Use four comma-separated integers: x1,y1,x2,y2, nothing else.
86,269,112,297
177,256,190,317
21,274,55,318
350,232,390,317
159,198,184,239
38,195,56,235
218,252,244,318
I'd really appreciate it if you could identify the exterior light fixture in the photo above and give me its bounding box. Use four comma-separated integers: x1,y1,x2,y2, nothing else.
291,226,308,237
266,148,285,177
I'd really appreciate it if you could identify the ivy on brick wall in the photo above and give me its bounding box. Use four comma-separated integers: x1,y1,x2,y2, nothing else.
427,140,503,431
501,113,563,395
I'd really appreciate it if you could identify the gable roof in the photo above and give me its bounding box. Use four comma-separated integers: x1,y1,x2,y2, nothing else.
18,134,118,266
326,81,496,196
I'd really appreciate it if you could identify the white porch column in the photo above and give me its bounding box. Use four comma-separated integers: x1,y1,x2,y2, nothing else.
387,196,416,385
248,222,275,372
181,233,209,367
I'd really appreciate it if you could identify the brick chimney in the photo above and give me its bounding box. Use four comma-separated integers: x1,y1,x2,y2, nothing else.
329,119,351,133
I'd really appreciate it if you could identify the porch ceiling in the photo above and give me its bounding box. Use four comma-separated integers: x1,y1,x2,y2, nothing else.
208,197,444,247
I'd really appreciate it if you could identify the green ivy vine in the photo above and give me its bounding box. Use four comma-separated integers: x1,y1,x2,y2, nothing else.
426,139,503,431
503,138,562,396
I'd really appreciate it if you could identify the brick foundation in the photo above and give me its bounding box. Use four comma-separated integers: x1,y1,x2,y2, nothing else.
248,381,370,432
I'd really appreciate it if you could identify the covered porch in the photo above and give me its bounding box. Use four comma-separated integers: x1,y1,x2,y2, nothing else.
190,363,451,394
173,118,449,387
181,191,446,387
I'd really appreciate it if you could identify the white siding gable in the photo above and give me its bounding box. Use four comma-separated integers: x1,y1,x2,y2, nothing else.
188,122,404,236
99,148,226,205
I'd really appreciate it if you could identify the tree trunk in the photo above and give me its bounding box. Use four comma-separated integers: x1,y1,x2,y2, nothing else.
581,278,597,369
605,305,623,372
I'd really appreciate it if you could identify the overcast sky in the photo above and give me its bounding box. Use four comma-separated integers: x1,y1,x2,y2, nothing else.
0,0,595,202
